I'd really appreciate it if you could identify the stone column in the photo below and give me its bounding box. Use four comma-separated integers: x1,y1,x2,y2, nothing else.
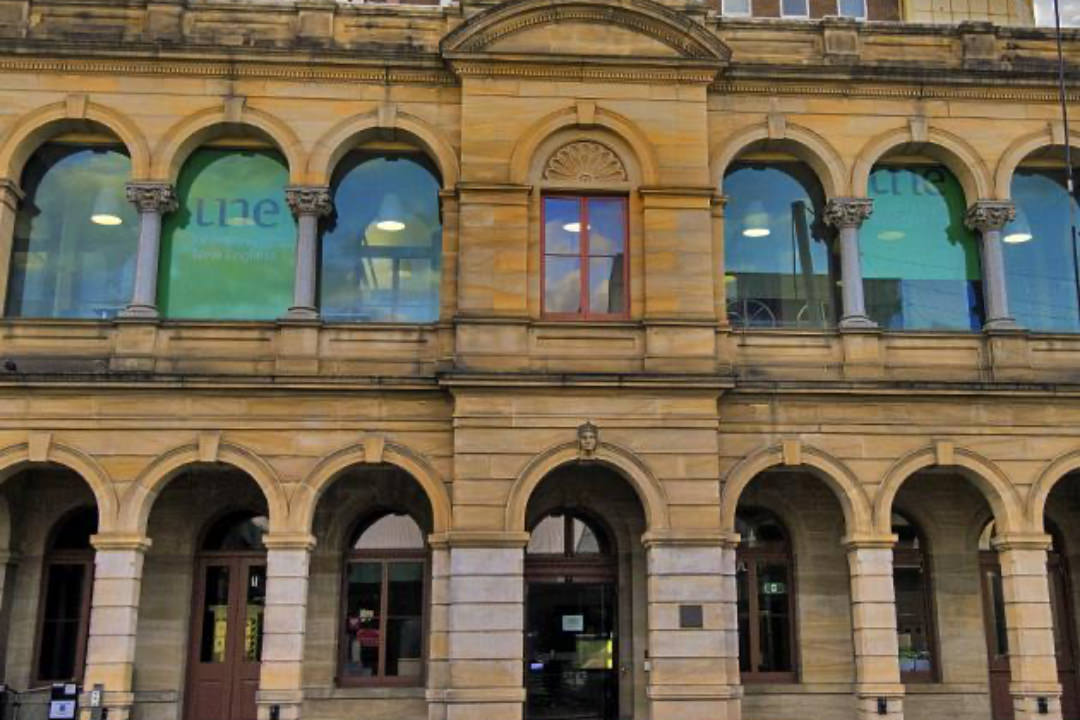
120,183,177,319
284,186,332,320
443,535,527,720
965,200,1020,330
645,534,741,720
712,194,729,327
994,533,1063,720
0,179,24,313
845,536,904,720
426,537,450,720
824,198,876,329
257,533,316,720
82,533,152,720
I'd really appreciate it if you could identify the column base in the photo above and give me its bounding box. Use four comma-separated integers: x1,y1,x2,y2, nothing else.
284,306,319,321
256,689,304,720
1011,688,1063,720
983,316,1021,331
840,314,878,329
118,304,159,319
855,693,903,720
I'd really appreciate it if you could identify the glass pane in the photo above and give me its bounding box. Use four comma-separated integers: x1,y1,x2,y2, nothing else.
862,165,983,330
544,198,581,255
354,514,425,550
159,148,295,319
724,162,836,328
572,518,602,554
1005,168,1080,332
587,198,625,256
321,153,442,322
7,144,137,319
736,562,750,673
838,0,866,17
723,0,751,14
344,562,382,677
386,562,424,678
588,257,624,315
199,565,230,663
781,0,808,15
985,568,1009,656
757,562,791,672
894,566,933,674
528,515,566,554
544,256,582,314
243,565,266,662
37,563,86,680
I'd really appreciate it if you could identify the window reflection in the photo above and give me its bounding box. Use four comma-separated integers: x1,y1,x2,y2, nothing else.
542,196,627,318
891,512,936,681
7,144,137,319
1004,168,1080,332
735,507,795,680
724,162,836,328
862,164,983,330
321,152,442,323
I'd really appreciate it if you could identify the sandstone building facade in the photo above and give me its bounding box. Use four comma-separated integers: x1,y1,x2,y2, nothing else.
0,0,1078,719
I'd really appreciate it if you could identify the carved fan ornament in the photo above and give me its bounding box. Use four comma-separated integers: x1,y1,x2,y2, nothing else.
542,141,628,183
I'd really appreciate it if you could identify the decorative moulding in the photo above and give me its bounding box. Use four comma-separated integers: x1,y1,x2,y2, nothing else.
542,141,628,184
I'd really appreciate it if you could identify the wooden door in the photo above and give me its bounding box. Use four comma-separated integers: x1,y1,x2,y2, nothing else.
981,552,1014,720
186,555,266,720
1049,552,1080,719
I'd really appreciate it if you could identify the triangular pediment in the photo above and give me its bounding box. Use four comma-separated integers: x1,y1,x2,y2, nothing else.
441,0,730,79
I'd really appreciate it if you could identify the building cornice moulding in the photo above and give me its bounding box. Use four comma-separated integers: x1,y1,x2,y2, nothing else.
714,77,1080,103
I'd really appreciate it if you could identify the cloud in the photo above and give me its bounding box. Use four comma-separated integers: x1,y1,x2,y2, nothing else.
1034,0,1080,26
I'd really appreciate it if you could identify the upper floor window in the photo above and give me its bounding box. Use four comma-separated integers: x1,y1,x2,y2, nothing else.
322,150,442,323
724,160,836,328
340,512,426,685
861,162,982,330
542,195,628,319
7,142,137,319
837,0,867,17
722,0,752,15
780,0,809,17
159,145,294,320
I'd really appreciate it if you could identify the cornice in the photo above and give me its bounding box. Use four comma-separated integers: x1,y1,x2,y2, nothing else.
713,77,1080,103
447,58,720,83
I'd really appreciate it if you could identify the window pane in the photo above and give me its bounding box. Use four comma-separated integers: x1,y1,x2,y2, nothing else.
386,562,424,678
587,198,625,256
159,148,294,319
588,257,624,314
736,562,750,673
985,567,1008,656
38,563,86,680
322,153,442,322
781,0,808,15
862,165,983,330
344,562,382,677
725,162,836,328
1005,168,1080,332
544,256,582,314
243,565,266,662
838,0,866,17
354,514,425,550
7,144,137,319
199,565,230,664
757,562,791,672
723,0,751,14
894,566,933,675
544,198,581,254
571,518,602,554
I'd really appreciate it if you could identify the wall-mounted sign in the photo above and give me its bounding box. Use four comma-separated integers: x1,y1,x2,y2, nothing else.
562,614,584,632
761,581,787,595
48,683,78,720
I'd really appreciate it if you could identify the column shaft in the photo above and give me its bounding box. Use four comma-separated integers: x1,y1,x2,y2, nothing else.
846,541,904,720
824,198,876,329
427,543,450,720
258,535,315,720
965,201,1019,330
284,187,331,320
121,183,176,319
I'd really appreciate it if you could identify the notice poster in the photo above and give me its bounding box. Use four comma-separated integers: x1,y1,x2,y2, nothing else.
562,614,584,632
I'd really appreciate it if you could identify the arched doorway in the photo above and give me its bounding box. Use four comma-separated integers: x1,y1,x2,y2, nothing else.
185,511,268,720
522,464,646,720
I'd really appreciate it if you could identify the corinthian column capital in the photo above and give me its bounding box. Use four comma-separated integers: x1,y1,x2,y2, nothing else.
125,182,178,214
964,200,1016,233
285,185,333,217
823,197,874,229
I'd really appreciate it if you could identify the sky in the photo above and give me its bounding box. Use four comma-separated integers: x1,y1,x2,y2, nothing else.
1034,0,1080,26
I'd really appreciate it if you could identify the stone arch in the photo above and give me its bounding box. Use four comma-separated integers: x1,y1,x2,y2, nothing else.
509,104,659,186
306,109,459,189
119,440,288,536
0,440,120,532
152,103,305,183
851,124,992,203
712,120,847,198
873,444,1024,535
994,126,1080,200
0,100,151,181
1026,448,1080,532
720,442,872,537
506,441,669,534
291,439,451,536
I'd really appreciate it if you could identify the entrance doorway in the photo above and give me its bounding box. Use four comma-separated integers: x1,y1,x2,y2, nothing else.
525,511,617,720
185,512,268,720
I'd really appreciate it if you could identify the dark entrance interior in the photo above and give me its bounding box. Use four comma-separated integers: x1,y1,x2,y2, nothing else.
525,511,617,720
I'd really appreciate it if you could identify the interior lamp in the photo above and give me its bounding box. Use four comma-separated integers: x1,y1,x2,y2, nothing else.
90,187,123,226
1003,207,1033,244
374,193,406,232
563,222,582,233
742,201,770,238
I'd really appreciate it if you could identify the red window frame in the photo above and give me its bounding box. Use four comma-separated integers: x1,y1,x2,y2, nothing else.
541,195,629,320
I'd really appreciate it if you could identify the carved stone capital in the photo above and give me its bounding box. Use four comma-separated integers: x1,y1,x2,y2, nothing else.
823,197,873,229
965,200,1016,232
0,179,24,211
285,186,333,217
125,182,178,214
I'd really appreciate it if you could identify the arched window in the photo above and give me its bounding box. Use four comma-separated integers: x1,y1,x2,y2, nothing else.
1003,163,1080,331
159,146,294,319
861,162,982,329
7,142,137,318
736,507,795,681
340,512,426,685
321,150,442,322
891,511,937,682
724,160,836,328
35,507,98,682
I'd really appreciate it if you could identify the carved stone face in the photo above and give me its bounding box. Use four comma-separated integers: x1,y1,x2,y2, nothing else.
577,422,598,452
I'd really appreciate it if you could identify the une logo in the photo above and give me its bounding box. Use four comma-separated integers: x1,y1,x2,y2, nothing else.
194,198,281,228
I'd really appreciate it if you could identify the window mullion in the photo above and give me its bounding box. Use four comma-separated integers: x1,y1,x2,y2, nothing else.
580,197,590,317
379,561,389,678
749,560,762,674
